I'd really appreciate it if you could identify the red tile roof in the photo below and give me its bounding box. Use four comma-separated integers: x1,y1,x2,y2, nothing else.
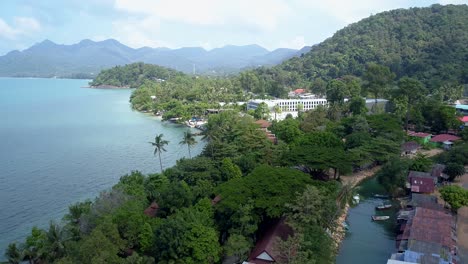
409,207,455,248
248,219,293,263
211,195,221,205
429,134,461,143
294,89,305,94
407,131,431,138
255,119,271,129
143,202,159,217
409,175,435,193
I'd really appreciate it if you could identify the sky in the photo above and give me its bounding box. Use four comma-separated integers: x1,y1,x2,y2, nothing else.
0,0,467,55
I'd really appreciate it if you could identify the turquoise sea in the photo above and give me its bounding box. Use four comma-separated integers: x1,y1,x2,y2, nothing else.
0,78,203,257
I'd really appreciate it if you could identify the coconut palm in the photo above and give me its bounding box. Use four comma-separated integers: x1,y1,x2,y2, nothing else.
149,134,169,172
179,131,197,158
43,222,68,262
5,243,21,264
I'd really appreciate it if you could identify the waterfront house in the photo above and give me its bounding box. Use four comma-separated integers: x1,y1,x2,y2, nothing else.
430,134,461,149
408,171,436,193
392,206,457,264
407,131,432,145
401,141,420,156
247,219,293,264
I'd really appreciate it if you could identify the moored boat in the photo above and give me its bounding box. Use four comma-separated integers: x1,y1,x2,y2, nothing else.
374,194,390,199
375,204,392,210
372,215,390,221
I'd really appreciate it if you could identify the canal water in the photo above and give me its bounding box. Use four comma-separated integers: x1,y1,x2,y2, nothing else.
336,177,399,264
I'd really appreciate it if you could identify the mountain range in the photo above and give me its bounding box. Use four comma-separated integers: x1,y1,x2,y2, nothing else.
0,39,310,78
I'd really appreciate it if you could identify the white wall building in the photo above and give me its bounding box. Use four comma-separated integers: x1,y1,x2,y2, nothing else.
247,98,328,120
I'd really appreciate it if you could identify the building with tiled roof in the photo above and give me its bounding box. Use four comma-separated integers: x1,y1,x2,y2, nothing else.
407,131,432,144
430,134,461,143
247,219,293,264
408,171,436,193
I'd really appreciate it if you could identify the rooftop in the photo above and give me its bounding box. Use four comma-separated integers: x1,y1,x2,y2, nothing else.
255,119,272,129
401,141,420,152
407,131,431,138
248,218,293,264
430,134,461,143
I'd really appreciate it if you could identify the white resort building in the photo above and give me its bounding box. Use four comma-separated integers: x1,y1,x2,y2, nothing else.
247,98,329,120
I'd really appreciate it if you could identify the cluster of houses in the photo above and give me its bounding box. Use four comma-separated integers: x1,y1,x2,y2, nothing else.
406,131,461,150
386,164,459,263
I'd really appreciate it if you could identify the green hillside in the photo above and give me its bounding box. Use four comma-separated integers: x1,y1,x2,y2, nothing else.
89,62,185,88
249,4,468,93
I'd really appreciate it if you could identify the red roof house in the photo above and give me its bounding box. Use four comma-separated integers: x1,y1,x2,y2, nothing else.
408,172,435,193
211,195,222,206
407,131,432,144
407,131,431,138
293,89,305,94
143,202,159,217
430,134,461,143
255,119,272,130
458,116,468,125
248,219,293,264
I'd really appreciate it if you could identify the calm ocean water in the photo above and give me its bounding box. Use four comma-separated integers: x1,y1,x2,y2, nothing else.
0,78,204,257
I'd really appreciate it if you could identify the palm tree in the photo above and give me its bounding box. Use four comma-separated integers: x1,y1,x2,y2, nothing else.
149,134,169,172
43,222,67,262
179,131,197,158
5,243,21,264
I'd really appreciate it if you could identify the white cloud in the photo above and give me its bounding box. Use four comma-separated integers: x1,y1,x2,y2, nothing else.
294,0,409,24
438,0,468,4
280,35,306,49
0,19,17,39
0,17,41,40
114,0,291,32
112,17,168,48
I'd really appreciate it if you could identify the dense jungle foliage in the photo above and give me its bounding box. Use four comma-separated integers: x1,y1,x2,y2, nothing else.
247,4,468,94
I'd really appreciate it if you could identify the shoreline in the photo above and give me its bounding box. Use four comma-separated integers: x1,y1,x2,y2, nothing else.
332,166,382,252
82,85,132,89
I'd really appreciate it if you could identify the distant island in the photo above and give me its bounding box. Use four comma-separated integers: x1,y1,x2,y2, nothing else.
0,39,310,79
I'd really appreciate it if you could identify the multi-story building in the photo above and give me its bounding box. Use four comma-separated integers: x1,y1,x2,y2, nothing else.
246,98,329,120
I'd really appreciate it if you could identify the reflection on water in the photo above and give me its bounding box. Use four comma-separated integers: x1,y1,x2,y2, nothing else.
336,177,398,264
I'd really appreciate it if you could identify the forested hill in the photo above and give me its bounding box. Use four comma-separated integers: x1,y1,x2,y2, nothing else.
253,4,468,90
89,63,185,88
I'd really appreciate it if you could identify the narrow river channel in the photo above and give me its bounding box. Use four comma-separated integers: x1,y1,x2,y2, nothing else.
336,177,399,263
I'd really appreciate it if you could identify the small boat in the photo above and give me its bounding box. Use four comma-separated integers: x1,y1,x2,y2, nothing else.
352,194,360,204
376,204,392,210
374,194,389,199
372,215,390,221
342,221,349,230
